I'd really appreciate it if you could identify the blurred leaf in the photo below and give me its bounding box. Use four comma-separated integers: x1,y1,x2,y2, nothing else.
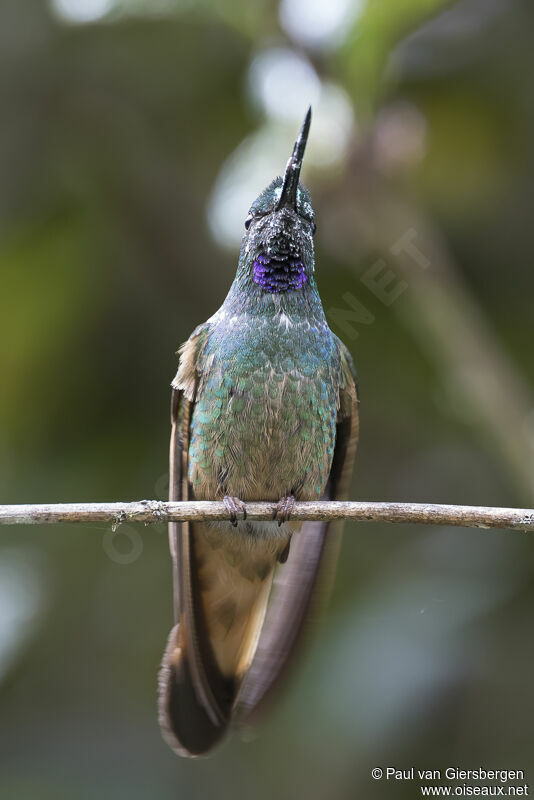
339,0,452,113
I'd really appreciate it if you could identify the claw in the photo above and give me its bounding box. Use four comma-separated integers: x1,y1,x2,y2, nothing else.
223,496,247,527
273,494,296,527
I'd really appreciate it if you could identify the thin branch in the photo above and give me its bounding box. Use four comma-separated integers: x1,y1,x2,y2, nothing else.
0,501,533,531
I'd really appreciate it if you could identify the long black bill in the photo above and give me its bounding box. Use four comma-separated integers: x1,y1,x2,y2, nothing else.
275,106,311,211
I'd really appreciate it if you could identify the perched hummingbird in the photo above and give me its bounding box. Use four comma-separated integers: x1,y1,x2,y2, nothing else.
159,108,359,757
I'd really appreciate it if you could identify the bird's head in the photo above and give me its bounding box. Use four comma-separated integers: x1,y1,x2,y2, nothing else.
241,108,316,294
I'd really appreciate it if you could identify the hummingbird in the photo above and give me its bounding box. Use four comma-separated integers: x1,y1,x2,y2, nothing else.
158,107,359,757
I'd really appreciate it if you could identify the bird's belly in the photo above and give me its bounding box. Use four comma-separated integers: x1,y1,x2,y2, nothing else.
188,370,337,503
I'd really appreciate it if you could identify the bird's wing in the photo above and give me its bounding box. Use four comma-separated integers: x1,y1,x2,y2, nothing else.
235,340,359,722
158,326,235,757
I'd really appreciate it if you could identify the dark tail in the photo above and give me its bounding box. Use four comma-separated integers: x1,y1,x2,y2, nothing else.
158,623,235,757
158,521,277,757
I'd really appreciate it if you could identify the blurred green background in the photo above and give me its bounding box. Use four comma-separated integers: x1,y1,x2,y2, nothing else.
1,0,533,797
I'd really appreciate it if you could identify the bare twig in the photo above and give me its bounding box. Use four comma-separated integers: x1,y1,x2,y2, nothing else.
0,501,533,531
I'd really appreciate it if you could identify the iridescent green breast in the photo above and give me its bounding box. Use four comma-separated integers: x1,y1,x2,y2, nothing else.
187,309,342,504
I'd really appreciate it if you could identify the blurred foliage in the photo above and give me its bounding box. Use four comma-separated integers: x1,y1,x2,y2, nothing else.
339,0,452,112
1,0,533,798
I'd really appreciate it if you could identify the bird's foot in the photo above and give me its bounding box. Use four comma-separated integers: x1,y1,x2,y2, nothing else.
223,496,247,528
273,494,296,527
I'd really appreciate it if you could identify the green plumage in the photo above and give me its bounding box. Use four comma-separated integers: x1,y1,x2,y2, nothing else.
185,312,342,505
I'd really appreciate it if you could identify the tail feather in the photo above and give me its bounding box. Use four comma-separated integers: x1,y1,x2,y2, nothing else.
193,527,278,679
158,624,235,757
158,522,281,756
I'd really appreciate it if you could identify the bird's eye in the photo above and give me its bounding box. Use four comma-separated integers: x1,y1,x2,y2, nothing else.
244,215,253,230
311,221,317,235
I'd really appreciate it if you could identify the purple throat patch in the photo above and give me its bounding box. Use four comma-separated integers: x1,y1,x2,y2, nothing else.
253,253,307,293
